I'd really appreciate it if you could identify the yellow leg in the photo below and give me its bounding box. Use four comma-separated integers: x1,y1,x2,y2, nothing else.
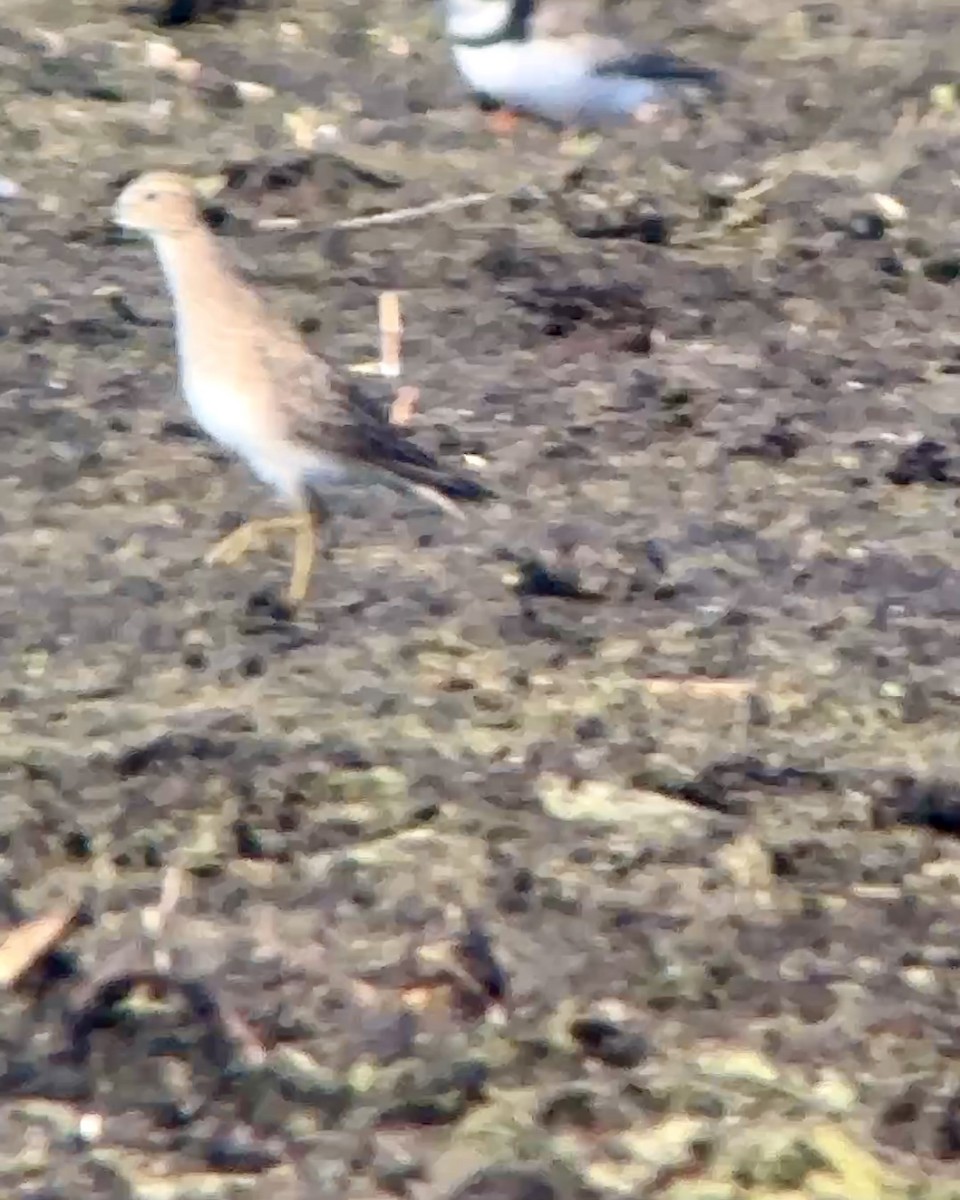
205,516,306,566
205,507,324,605
287,510,318,605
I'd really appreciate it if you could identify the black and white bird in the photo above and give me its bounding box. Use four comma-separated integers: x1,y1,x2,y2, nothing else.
442,0,721,128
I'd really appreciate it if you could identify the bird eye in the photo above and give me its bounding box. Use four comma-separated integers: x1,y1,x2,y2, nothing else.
144,191,157,201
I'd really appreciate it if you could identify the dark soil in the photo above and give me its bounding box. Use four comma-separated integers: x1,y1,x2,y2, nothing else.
3,0,960,1196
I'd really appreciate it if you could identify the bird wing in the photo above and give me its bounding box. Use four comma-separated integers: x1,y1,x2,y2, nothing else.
258,322,492,502
592,46,721,89
532,0,720,90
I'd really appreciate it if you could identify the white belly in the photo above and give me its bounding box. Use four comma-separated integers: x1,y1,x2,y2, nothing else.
453,39,658,122
181,372,267,459
180,371,348,503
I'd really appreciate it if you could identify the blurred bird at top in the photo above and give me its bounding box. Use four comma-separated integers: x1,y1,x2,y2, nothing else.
442,0,722,130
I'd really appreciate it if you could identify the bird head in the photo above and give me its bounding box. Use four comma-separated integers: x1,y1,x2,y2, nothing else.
113,171,201,236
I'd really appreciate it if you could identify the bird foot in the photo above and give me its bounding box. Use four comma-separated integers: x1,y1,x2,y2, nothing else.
287,515,320,605
206,523,261,566
205,512,322,607
485,108,522,136
205,516,304,567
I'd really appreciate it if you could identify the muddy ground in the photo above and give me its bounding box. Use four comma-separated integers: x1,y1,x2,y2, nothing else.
2,0,960,1195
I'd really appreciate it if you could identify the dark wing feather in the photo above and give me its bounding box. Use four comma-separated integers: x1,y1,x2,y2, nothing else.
531,1,721,92
260,326,493,503
593,47,722,91
333,380,494,502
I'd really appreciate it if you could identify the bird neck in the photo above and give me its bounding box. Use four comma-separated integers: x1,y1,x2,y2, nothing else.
453,0,536,46
151,227,243,354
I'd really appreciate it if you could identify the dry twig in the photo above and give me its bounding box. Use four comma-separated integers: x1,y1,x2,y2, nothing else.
0,906,78,987
350,291,421,425
331,191,494,231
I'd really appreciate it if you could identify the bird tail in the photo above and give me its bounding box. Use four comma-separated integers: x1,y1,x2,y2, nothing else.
407,481,469,521
381,461,495,519
667,66,724,99
605,53,725,97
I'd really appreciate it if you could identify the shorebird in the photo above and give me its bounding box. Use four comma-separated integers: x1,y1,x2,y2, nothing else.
112,170,492,606
442,0,721,129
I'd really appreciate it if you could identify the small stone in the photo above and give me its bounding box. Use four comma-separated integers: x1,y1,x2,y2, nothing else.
877,254,905,276
900,682,932,724
636,214,669,244
569,1015,647,1068
236,80,276,103
848,211,886,240
887,439,955,485
144,39,181,70
924,256,960,284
